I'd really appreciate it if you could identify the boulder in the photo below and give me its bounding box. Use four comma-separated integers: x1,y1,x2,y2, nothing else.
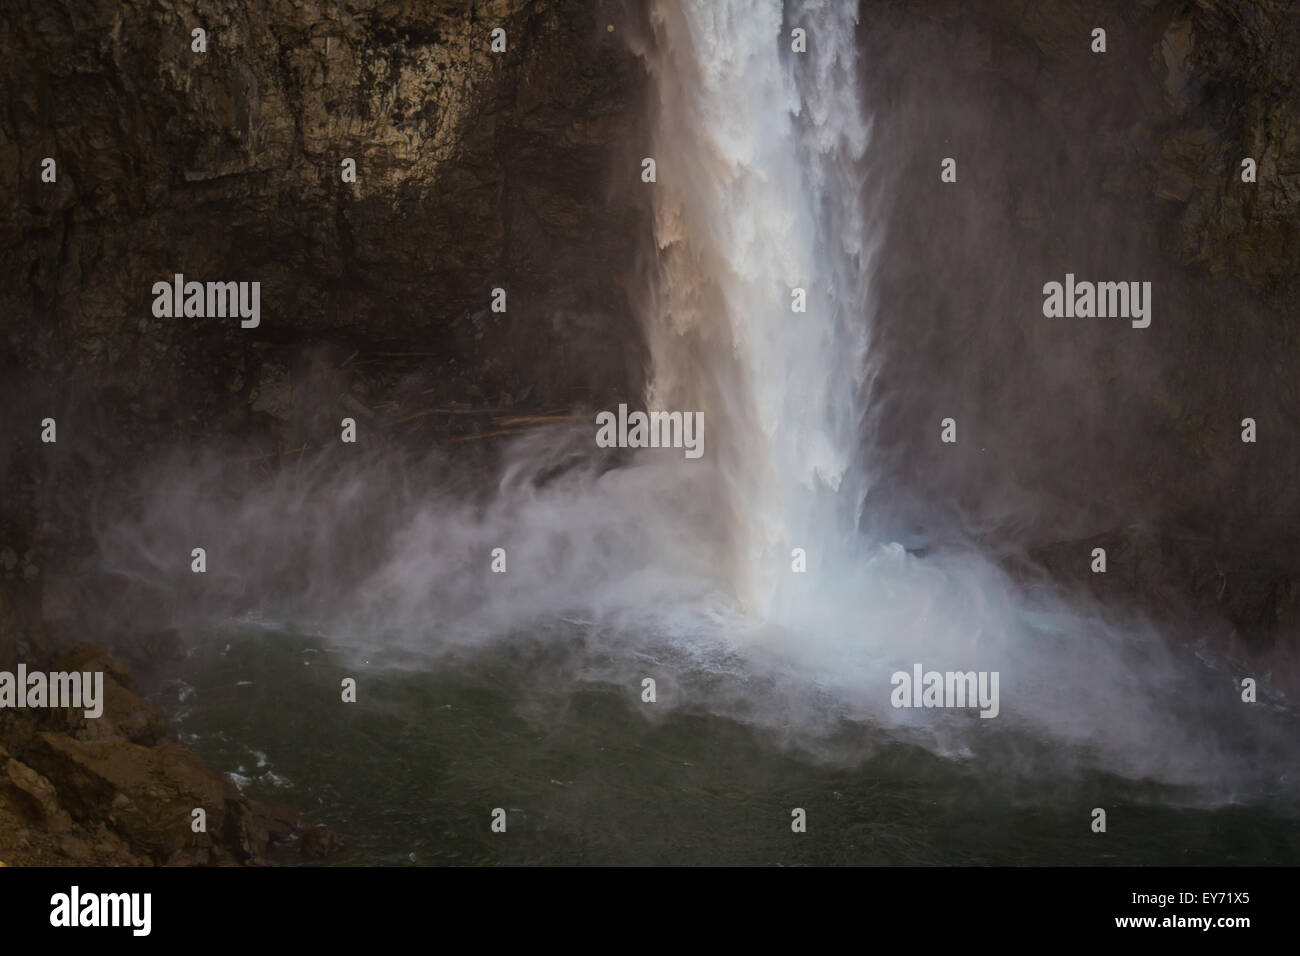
2,757,71,832
300,824,345,860
23,732,267,863
45,644,168,745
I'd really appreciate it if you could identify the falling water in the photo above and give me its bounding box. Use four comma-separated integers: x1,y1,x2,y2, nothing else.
638,0,873,617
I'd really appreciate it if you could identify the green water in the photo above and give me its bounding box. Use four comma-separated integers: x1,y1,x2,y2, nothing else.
170,628,1300,866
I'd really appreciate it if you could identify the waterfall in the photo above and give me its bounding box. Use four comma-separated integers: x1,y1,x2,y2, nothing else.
638,0,874,617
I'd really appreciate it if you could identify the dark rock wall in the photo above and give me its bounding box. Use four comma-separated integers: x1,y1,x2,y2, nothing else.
3,0,646,422
855,0,1299,650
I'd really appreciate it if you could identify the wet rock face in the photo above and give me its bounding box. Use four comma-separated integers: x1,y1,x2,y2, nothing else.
1165,0,1300,286
856,0,1300,569
2,0,647,444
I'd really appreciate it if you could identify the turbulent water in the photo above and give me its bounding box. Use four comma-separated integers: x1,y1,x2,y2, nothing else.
107,0,1299,863
170,625,1297,865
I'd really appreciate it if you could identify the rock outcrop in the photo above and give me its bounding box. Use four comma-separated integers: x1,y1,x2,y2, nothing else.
0,642,333,865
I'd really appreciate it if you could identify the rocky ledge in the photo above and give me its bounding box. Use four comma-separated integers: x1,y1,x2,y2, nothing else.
0,641,338,866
